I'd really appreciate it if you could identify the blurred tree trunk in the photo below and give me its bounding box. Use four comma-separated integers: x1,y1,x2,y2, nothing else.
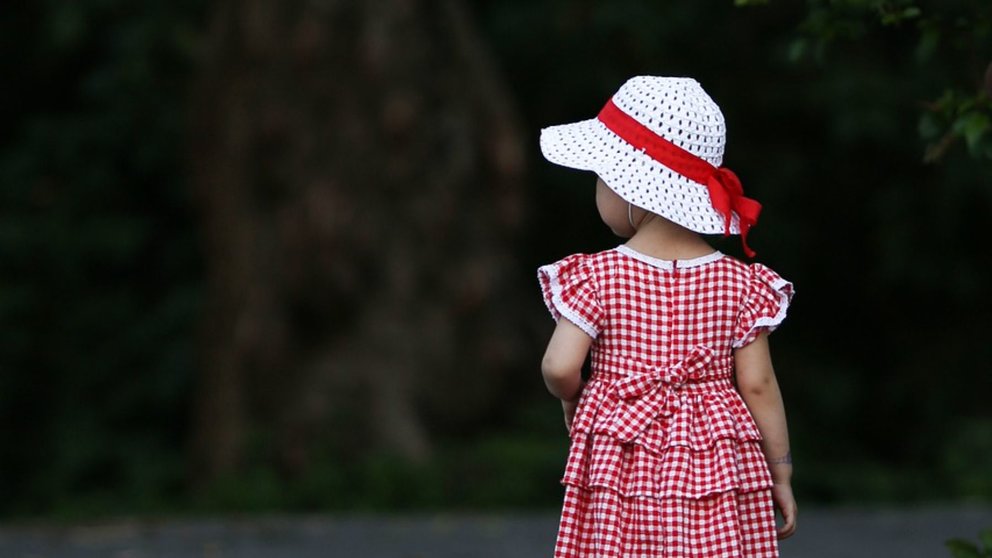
187,0,528,484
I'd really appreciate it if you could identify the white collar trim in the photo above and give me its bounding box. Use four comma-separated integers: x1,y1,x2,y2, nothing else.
615,245,724,270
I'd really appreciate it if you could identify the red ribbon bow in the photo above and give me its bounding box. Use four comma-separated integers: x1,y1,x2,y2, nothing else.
706,167,762,258
597,99,762,257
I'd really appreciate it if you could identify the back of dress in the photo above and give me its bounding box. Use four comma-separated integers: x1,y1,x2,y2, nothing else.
538,245,793,558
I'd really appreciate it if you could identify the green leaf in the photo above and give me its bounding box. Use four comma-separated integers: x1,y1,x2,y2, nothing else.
954,112,990,153
918,112,941,140
879,5,921,25
980,529,992,554
915,27,940,63
787,38,807,62
902,7,921,19
947,539,981,558
935,89,957,112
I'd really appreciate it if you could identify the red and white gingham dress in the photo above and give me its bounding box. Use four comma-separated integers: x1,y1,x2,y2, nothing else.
538,245,794,558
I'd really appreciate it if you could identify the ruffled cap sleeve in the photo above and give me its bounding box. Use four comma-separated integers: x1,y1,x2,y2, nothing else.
733,263,795,348
537,254,604,338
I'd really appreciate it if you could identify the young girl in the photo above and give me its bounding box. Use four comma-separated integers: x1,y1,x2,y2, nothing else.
537,76,797,558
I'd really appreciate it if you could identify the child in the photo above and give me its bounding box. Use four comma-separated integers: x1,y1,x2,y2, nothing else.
537,76,797,558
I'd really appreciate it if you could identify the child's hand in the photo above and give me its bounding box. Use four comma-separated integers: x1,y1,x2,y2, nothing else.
561,398,578,433
561,382,586,433
772,481,797,539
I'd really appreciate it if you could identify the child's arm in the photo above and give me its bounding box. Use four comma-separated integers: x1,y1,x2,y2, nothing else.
542,319,592,429
734,331,797,539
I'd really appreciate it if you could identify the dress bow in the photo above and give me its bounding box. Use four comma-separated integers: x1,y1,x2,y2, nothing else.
605,346,715,443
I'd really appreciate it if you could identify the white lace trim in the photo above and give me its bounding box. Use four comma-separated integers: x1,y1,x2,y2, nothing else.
615,245,724,270
538,263,599,339
731,277,793,349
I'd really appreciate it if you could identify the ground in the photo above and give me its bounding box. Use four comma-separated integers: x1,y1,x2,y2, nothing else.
1,506,990,557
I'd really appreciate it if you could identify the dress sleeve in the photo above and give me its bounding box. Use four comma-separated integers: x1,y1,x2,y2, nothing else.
537,254,604,339
732,263,795,349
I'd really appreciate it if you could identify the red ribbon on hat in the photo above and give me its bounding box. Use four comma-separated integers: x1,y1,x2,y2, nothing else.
597,98,762,258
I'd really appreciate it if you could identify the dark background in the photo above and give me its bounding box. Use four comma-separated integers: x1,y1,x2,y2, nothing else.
1,0,990,520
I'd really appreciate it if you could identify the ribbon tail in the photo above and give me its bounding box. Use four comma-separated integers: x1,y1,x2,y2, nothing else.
741,232,756,259
733,196,762,259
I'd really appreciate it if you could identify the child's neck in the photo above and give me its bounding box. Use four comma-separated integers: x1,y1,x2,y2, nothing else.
624,214,716,261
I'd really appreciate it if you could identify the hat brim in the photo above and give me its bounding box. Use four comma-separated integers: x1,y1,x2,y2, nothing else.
539,118,741,235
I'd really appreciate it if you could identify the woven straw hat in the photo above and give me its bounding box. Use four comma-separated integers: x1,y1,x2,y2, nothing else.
540,76,762,254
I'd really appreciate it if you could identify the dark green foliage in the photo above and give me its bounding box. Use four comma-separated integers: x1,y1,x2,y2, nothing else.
481,0,992,506
762,0,992,162
0,0,207,516
946,528,992,558
184,435,568,515
1,0,990,517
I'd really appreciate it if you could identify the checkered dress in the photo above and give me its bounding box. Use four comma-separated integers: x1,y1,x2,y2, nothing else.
538,245,794,558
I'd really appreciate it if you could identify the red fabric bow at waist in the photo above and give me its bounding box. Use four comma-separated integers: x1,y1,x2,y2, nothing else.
597,99,762,258
602,346,718,443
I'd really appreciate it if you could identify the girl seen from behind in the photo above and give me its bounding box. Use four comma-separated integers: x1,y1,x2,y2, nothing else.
537,76,797,558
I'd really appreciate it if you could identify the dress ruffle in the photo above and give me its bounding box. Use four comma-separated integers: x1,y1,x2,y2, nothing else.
733,263,795,348
538,254,604,338
562,373,772,500
555,484,779,558
563,434,773,500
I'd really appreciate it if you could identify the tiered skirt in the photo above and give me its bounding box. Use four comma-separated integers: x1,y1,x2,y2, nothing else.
554,375,779,558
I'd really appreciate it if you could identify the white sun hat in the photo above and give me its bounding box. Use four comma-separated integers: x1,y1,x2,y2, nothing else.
540,76,763,257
